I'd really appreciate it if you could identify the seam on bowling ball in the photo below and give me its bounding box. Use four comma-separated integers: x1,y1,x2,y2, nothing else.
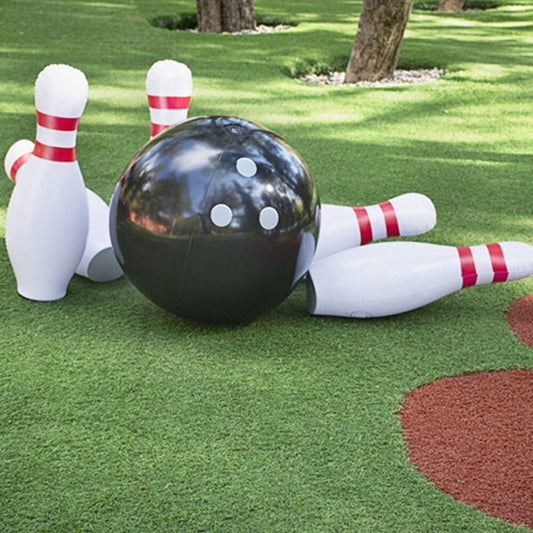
178,222,196,299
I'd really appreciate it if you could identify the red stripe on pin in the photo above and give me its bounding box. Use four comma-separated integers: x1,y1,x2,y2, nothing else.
380,200,400,237
486,243,509,283
10,152,31,182
151,123,170,137
33,141,76,162
147,95,191,110
36,111,80,131
458,247,477,288
353,207,373,245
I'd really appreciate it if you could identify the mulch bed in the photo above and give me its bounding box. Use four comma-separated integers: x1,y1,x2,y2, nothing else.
299,68,444,88
399,294,533,529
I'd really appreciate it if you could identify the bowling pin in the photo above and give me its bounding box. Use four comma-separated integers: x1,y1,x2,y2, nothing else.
146,59,193,137
5,64,90,301
313,193,437,262
4,139,123,282
307,241,533,318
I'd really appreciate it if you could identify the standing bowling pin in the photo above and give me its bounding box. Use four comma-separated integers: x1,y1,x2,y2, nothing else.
5,64,89,301
313,193,437,262
4,139,123,282
146,59,193,138
307,241,533,318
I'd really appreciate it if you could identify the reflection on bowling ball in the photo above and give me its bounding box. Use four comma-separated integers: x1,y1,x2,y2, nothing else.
109,116,320,323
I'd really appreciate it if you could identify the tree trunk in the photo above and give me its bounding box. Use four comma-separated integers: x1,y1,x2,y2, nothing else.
437,0,465,11
197,0,255,33
345,0,413,84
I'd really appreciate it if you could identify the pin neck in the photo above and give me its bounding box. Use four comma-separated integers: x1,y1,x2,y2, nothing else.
36,111,80,131
34,110,80,162
150,123,170,137
147,95,191,110
457,244,509,288
33,141,76,162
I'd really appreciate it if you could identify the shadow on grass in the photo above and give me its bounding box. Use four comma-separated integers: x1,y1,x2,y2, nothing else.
2,0,530,95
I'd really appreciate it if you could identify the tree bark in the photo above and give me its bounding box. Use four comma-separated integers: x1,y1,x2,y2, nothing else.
437,0,465,11
345,0,413,83
197,0,222,33
197,0,255,33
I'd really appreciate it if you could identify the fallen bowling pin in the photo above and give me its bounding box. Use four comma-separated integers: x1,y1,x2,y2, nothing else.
4,139,123,282
313,193,437,261
146,59,193,138
307,241,533,318
6,64,90,301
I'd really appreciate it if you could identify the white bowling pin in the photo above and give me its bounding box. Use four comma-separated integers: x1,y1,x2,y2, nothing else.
313,193,437,261
4,139,122,282
5,64,90,301
307,241,533,318
146,59,193,137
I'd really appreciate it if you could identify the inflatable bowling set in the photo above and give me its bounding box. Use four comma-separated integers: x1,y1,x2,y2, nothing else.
3,60,533,322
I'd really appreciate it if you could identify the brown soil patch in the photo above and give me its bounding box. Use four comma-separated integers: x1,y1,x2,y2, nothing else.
400,369,533,529
507,294,533,348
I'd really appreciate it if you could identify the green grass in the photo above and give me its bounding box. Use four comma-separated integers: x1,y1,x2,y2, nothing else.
1,0,532,531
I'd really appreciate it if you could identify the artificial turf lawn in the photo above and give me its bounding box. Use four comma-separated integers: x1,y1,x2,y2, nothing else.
1,0,532,530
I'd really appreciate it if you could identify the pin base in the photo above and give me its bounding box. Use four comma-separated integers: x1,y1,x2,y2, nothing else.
85,248,123,282
17,286,67,302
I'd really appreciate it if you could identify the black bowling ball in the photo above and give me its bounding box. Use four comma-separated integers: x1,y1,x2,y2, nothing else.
109,116,320,323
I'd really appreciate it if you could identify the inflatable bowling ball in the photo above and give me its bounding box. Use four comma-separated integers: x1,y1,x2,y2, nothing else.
109,116,320,323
